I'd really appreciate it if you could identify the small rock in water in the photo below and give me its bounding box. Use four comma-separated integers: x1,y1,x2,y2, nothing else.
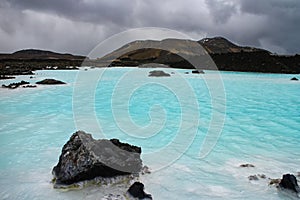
36,79,66,85
127,182,152,199
240,164,255,168
192,70,204,74
148,70,170,77
290,77,299,81
279,174,300,193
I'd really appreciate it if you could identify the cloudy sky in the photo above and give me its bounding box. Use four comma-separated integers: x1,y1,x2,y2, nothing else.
0,0,299,55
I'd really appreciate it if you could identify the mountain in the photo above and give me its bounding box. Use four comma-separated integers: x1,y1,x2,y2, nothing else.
98,37,299,74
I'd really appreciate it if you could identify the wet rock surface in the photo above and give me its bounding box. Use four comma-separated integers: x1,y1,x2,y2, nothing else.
36,79,66,85
127,182,152,199
52,131,143,185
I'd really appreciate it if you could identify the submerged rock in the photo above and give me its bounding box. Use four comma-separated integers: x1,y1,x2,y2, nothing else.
52,131,142,186
291,77,299,81
248,174,266,181
127,182,152,199
148,70,170,77
36,79,66,85
2,80,30,89
248,175,259,181
279,174,300,193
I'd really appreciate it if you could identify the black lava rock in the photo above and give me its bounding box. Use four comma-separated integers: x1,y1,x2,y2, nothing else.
128,182,152,199
52,131,143,185
291,77,299,81
36,79,66,85
279,174,300,193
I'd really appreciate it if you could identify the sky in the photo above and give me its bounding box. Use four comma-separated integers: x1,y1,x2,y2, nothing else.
0,0,299,55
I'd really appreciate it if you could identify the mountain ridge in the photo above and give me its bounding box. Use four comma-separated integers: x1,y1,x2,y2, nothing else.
0,37,299,75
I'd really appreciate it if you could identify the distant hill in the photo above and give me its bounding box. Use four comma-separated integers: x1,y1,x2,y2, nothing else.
0,49,85,60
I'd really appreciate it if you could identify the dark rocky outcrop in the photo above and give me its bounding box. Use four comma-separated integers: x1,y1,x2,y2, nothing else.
128,182,152,199
52,131,142,185
148,70,171,77
279,174,300,193
2,80,30,89
36,79,66,85
291,77,299,81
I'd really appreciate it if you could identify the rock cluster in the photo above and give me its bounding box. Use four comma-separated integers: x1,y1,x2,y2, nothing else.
2,80,30,89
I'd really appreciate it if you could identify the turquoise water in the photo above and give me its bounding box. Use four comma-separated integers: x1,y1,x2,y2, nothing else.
0,68,299,199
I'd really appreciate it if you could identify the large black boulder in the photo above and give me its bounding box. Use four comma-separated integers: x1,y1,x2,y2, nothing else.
52,131,143,185
279,174,300,193
128,182,152,199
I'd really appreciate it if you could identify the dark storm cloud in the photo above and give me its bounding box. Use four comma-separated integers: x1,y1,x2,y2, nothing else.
0,0,299,55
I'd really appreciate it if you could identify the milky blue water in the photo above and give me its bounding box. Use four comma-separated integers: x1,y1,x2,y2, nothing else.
0,68,299,199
